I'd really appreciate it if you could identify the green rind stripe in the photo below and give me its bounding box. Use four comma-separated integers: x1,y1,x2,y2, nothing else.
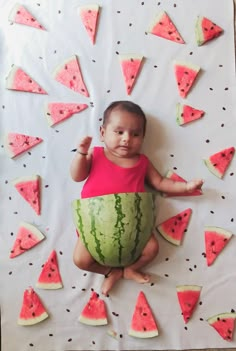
130,193,142,259
88,198,105,264
114,194,125,265
75,200,88,249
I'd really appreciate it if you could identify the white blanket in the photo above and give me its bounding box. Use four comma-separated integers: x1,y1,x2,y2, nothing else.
0,0,236,350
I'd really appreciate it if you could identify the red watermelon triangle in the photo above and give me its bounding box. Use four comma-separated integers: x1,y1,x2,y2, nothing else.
176,285,202,323
162,171,203,197
78,4,100,44
45,102,88,126
10,222,45,258
195,16,223,46
204,146,235,179
204,226,233,266
176,103,205,126
18,287,49,325
6,65,47,94
119,54,144,95
148,11,185,44
4,132,43,158
36,250,63,289
53,55,89,97
129,291,158,338
174,61,200,98
157,208,192,246
79,291,108,325
8,3,46,30
12,175,41,215
207,312,236,341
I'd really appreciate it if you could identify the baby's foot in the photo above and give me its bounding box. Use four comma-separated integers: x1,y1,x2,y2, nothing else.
102,268,123,296
123,267,151,284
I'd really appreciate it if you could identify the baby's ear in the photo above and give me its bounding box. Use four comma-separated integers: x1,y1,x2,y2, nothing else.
100,125,105,141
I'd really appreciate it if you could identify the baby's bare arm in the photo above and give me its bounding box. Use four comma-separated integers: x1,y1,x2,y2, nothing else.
70,136,93,182
146,161,204,194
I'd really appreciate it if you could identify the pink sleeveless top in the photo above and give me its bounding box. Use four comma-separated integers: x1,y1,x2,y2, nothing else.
81,147,149,198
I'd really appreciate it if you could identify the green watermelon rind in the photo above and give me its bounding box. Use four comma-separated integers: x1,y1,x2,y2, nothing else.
176,284,202,293
207,312,236,325
10,221,45,259
79,315,108,326
72,192,155,267
4,132,43,158
204,159,223,179
128,329,158,338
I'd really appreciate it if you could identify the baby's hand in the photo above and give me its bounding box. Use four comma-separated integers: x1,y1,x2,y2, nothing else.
77,136,92,155
186,179,204,192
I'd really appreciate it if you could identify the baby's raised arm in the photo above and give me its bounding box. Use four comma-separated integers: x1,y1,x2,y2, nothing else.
70,136,93,182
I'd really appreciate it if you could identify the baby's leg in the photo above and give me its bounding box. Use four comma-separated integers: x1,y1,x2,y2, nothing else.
124,233,159,283
73,238,123,295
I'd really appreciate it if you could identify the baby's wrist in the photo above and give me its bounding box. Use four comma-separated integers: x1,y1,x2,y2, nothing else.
77,150,88,156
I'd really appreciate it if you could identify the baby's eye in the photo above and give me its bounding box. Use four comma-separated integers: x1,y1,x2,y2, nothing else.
115,130,123,135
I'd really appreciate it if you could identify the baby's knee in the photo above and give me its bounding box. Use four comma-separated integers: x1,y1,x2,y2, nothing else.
73,254,89,271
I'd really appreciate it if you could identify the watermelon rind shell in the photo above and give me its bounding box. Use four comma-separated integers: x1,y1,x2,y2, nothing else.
207,312,236,324
205,226,233,239
204,158,224,179
176,103,184,125
129,329,158,338
79,315,108,326
72,192,155,267
18,311,49,326
176,284,202,293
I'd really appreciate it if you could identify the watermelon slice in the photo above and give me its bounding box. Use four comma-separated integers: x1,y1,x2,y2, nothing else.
45,102,88,126
36,250,63,289
18,287,49,326
129,291,158,338
204,226,233,266
157,208,192,246
162,170,203,197
176,103,205,126
79,291,108,326
10,222,45,258
53,55,89,97
176,285,202,323
119,54,143,95
78,4,100,44
6,65,47,94
207,312,236,341
147,11,185,44
195,16,223,46
174,61,200,98
204,146,235,179
8,3,46,30
4,132,43,158
12,175,41,215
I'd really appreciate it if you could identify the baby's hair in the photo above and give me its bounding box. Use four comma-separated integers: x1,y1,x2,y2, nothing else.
102,100,147,135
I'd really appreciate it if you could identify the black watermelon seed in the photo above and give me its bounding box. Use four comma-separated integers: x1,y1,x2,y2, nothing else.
209,87,213,91
72,286,76,289
225,87,229,90
199,301,202,305
200,318,204,321
29,344,34,347
165,257,169,261
221,123,225,127
231,309,235,312
107,90,111,93
119,334,123,338
230,172,234,176
59,251,63,255
150,282,154,286
164,274,169,277
129,23,132,26
83,273,87,276
49,334,53,337
29,263,33,266
222,107,226,110
189,268,193,271
189,52,193,55
10,232,14,236
194,265,197,268
92,341,95,344
210,210,214,214
68,338,72,342
184,326,188,330
221,196,225,199
231,218,234,222
206,139,210,143
9,271,12,275
186,258,190,261
66,309,70,312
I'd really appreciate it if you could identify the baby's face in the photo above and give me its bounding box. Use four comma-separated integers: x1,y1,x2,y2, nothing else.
100,109,145,158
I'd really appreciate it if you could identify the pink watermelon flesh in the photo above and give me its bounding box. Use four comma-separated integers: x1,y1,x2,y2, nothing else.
174,62,200,98
176,103,205,126
53,55,89,97
79,291,108,325
13,175,41,215
9,4,45,30
10,222,45,258
46,102,88,126
5,132,43,158
205,226,232,266
157,208,192,246
149,11,185,44
6,66,47,94
119,55,143,95
208,313,236,341
204,147,235,179
18,287,48,325
195,16,223,46
79,5,100,44
129,291,158,338
163,171,202,197
177,286,201,323
37,250,63,289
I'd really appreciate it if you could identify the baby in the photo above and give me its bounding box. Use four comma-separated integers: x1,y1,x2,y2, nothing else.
70,100,203,295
